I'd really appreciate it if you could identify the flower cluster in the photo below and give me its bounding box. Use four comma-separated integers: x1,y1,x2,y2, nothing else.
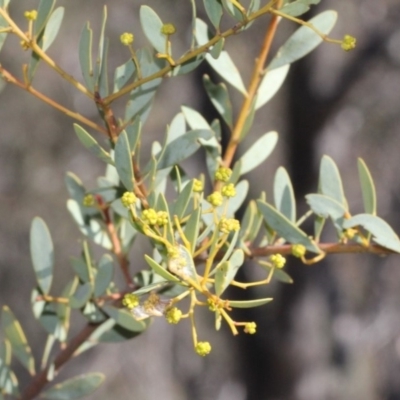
221,183,236,198
142,209,169,226
161,23,176,35
341,35,356,51
195,341,212,356
166,307,182,324
83,194,95,207
120,32,134,46
207,191,223,207
291,244,306,258
193,178,204,193
122,293,139,309
244,322,257,334
219,218,240,234
270,254,286,269
215,167,232,182
121,191,136,208
24,10,37,20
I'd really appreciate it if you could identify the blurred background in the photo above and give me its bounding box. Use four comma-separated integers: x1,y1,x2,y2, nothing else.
1,0,400,399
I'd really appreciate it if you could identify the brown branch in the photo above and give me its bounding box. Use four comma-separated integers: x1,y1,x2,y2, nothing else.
19,323,100,400
222,0,283,170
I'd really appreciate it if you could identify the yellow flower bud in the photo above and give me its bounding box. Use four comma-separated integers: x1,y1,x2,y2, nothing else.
24,10,37,21
215,167,232,182
161,23,176,35
221,183,236,198
195,341,212,356
270,254,286,269
121,191,136,207
166,307,182,324
244,322,257,334
291,244,306,258
193,179,204,193
207,191,223,207
122,293,139,310
120,32,134,46
341,35,356,51
83,194,95,207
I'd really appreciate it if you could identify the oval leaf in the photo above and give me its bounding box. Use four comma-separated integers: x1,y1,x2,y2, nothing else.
257,200,321,253
94,255,114,297
255,64,290,110
343,214,400,253
358,158,376,215
102,305,146,332
41,373,105,400
30,217,54,295
114,130,134,191
140,6,165,54
229,298,273,308
274,167,296,222
1,306,35,375
268,10,337,70
240,131,278,175
42,7,64,51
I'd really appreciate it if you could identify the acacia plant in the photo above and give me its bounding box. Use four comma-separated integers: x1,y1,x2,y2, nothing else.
0,0,396,399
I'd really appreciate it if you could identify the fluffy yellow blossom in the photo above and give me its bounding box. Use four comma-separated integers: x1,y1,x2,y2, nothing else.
120,32,134,46
219,218,240,233
221,183,236,198
291,244,306,258
193,179,204,193
165,307,182,324
142,208,158,225
270,254,286,269
244,322,257,334
215,167,232,182
341,35,356,51
121,191,136,207
161,23,176,35
83,194,95,207
24,10,37,20
195,341,212,356
122,293,139,310
207,191,223,207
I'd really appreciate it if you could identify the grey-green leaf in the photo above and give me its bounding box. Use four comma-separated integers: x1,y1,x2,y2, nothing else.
69,282,92,309
94,254,114,297
41,373,105,400
343,214,400,253
74,124,113,165
268,10,337,70
140,6,165,54
114,130,134,191
144,255,181,283
240,131,278,175
30,217,54,295
1,306,35,375
33,0,56,37
319,155,347,209
79,22,94,92
215,249,244,296
113,59,135,93
102,306,146,332
255,64,290,110
42,7,64,51
203,74,233,128
257,200,321,253
229,298,273,308
274,167,296,222
357,158,376,215
203,0,223,28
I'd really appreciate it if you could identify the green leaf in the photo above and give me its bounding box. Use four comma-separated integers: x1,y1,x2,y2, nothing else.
33,0,56,37
124,49,163,123
306,194,347,232
91,319,146,344
229,298,273,308
41,373,105,400
210,37,225,59
42,7,64,51
221,0,245,22
343,214,400,253
171,55,205,76
144,255,181,283
280,0,320,17
268,10,337,70
1,306,35,375
0,360,19,396
125,118,142,154
79,22,94,92
203,0,223,28
114,130,134,191
65,172,85,204
319,155,347,209
69,282,93,309
74,124,113,165
113,59,135,93
255,64,290,110
274,167,296,222
70,255,91,284
102,306,146,332
156,130,212,170
203,74,233,128
239,97,256,141
30,217,54,295
31,288,68,342
94,254,114,297
206,51,247,95
94,6,108,97
215,249,244,296
257,200,321,253
184,207,201,254
240,131,278,175
67,200,112,249
226,180,249,216
272,267,293,284
0,339,11,365
172,180,194,220
140,6,165,53
358,158,377,215
27,33,43,83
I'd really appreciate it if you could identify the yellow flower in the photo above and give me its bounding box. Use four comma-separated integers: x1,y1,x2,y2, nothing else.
166,307,182,324
341,35,356,51
142,208,158,225
157,211,169,226
270,254,286,269
215,167,232,182
83,194,95,207
195,341,212,356
122,293,139,310
24,10,37,21
219,218,240,233
193,179,204,193
121,191,136,207
291,244,306,258
161,23,176,35
244,322,257,334
120,32,134,46
221,183,236,198
207,191,223,207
